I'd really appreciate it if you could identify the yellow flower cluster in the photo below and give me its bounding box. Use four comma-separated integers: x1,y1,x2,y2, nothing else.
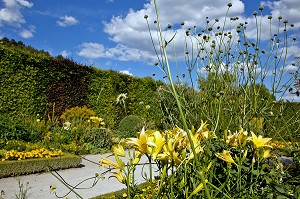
1,148,63,161
270,140,296,149
100,121,214,184
122,181,159,199
88,116,105,127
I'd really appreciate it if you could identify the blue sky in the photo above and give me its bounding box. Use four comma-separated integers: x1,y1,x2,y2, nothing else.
0,0,300,101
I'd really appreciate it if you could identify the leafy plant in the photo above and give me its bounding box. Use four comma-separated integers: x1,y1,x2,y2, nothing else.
118,115,143,138
60,105,96,127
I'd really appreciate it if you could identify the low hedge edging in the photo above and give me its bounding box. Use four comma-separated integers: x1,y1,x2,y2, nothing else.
0,153,82,178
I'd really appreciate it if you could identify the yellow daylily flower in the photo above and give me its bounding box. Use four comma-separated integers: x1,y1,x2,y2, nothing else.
111,170,126,184
126,127,156,154
134,150,142,164
262,149,274,159
226,129,248,147
251,132,272,149
100,157,121,169
112,144,126,157
189,179,208,198
215,150,237,165
188,132,204,160
196,120,216,140
147,131,164,160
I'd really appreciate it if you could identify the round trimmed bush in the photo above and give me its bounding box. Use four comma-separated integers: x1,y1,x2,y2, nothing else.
118,115,143,138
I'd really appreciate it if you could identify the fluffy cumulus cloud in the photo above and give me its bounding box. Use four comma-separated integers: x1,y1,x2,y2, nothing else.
78,0,299,65
61,50,71,57
78,42,154,62
119,70,133,76
18,25,35,38
57,15,79,27
0,0,33,27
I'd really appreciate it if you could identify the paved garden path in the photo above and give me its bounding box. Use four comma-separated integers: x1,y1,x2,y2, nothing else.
0,152,154,199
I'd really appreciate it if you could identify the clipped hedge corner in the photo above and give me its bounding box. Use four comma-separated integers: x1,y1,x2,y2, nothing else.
0,153,81,178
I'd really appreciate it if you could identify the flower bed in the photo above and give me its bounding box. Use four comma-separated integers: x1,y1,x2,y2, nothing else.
0,153,81,178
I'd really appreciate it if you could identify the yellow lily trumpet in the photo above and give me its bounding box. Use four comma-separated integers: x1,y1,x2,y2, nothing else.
110,170,126,184
251,132,272,149
112,144,126,157
126,127,156,154
100,157,121,169
215,150,237,165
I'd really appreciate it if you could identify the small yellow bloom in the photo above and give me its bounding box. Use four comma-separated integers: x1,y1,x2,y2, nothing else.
112,144,126,157
262,149,274,159
100,157,121,169
147,131,164,159
111,170,126,184
215,150,237,165
122,193,127,198
251,132,272,149
126,128,156,154
189,179,208,198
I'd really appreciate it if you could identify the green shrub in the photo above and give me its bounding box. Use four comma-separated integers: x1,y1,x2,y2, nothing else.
84,128,114,150
60,106,95,125
2,140,43,152
0,114,48,142
2,140,27,151
118,115,143,138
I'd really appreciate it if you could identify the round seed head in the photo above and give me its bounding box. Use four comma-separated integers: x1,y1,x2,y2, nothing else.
278,16,282,20
167,24,172,29
180,22,185,26
268,15,272,20
253,11,258,16
259,6,264,10
227,2,232,7
283,19,288,23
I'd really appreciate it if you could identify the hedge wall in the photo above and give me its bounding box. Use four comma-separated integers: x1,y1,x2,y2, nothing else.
0,38,299,134
0,39,164,129
0,44,51,116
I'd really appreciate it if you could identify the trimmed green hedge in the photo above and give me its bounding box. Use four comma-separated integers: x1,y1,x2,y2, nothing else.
0,153,81,178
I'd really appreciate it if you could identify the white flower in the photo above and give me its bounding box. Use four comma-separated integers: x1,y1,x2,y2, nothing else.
116,93,128,104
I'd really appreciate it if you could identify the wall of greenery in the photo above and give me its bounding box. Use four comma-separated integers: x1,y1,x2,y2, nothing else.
0,38,299,136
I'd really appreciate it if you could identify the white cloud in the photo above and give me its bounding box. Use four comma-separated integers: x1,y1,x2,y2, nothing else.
262,0,300,26
99,0,300,65
102,0,245,62
280,93,300,102
285,64,298,72
57,15,79,27
78,42,155,62
18,25,35,38
61,50,71,57
119,70,133,76
78,42,106,59
0,0,33,27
